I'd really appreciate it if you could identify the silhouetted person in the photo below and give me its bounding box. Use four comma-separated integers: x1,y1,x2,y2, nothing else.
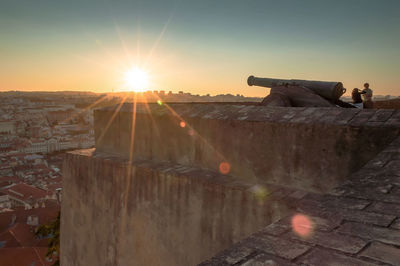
361,82,373,109
352,88,364,108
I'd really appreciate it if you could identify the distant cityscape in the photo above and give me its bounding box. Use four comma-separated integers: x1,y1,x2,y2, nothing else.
0,90,264,214
0,94,96,213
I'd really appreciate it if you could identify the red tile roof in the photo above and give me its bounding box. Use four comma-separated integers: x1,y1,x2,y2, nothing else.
0,206,60,232
46,183,62,192
0,208,59,264
0,247,54,266
0,176,20,186
4,183,47,202
0,230,20,248
0,223,49,248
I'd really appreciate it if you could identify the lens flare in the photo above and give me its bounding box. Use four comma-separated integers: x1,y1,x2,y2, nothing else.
291,214,313,238
251,185,269,202
219,162,231,175
180,121,186,128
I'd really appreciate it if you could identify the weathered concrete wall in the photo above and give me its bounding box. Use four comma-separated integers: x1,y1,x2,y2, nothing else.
95,104,400,192
61,149,295,266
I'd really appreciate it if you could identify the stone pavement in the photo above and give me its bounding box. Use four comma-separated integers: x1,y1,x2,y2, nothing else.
200,136,400,265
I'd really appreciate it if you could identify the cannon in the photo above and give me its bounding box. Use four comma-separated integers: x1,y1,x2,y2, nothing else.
247,76,346,101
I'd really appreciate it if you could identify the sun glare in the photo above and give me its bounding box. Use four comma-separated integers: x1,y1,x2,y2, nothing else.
123,67,149,92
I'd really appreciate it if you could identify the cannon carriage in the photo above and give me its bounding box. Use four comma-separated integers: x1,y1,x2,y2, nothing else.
247,75,351,107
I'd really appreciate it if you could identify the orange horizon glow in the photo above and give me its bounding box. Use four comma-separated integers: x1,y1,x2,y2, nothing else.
0,29,398,97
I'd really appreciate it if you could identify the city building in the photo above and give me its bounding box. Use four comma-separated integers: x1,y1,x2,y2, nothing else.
0,121,16,135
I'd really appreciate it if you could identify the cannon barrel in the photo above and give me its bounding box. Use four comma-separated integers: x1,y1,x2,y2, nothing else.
247,76,346,101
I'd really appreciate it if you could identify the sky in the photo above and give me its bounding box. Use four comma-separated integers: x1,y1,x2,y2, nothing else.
0,0,399,97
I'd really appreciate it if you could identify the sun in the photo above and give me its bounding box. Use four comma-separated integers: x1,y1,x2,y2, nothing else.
123,67,149,92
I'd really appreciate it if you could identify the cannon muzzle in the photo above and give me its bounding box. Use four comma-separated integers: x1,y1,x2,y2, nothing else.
248,75,346,101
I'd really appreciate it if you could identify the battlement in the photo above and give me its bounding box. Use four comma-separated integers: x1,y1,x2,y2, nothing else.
61,104,400,265
95,104,399,192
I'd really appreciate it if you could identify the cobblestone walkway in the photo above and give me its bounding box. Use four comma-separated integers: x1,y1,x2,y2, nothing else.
200,136,400,265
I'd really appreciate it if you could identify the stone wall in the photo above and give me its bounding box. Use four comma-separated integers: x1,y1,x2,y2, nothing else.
61,104,400,266
200,136,400,265
61,149,296,266
95,104,400,192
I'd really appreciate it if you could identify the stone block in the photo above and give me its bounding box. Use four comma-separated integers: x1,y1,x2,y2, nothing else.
386,117,400,127
276,108,302,122
385,110,400,127
300,108,331,125
315,108,343,124
390,218,400,230
296,200,395,227
338,222,400,245
220,246,254,265
366,201,400,216
368,109,395,122
289,108,321,123
329,184,400,204
365,151,399,168
298,248,376,266
260,223,290,236
385,160,400,171
336,210,395,227
333,109,360,125
240,253,293,266
303,193,371,210
287,231,367,254
360,241,400,265
245,234,310,260
348,109,376,126
288,190,308,200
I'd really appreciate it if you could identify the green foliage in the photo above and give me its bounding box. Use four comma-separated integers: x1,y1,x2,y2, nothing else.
35,212,60,266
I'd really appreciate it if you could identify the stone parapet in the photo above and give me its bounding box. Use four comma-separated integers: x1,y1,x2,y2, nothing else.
61,149,301,266
95,104,400,192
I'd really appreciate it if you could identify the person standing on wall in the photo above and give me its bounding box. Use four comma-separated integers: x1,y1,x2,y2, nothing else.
361,82,373,108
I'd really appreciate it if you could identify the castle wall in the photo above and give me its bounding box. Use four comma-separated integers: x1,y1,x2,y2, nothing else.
95,104,399,192
61,149,294,266
61,104,400,265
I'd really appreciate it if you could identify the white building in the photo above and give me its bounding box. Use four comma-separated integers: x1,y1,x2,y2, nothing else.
22,137,94,154
23,139,59,154
0,192,11,209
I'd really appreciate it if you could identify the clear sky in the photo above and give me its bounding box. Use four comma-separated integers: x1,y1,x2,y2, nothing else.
1,0,399,97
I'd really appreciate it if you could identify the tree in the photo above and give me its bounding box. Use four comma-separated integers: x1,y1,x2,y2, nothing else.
35,212,60,266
